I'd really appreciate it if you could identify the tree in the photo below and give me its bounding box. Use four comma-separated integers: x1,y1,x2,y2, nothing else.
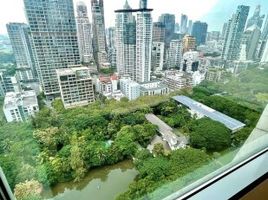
190,118,231,152
152,143,165,156
70,135,87,182
14,180,42,200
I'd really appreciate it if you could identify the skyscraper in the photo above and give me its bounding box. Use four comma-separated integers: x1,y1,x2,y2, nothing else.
191,21,208,46
246,5,265,29
159,14,175,45
107,27,117,67
261,41,268,63
136,0,153,83
115,0,136,79
91,0,109,69
262,15,268,40
167,40,183,69
180,14,188,34
240,25,261,61
6,23,37,82
152,22,165,42
222,5,250,61
188,20,193,34
76,2,94,64
24,0,80,98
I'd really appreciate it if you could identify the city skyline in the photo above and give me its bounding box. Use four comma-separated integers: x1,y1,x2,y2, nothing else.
1,0,268,34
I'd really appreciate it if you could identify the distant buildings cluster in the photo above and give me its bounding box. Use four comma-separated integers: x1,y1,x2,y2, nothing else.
2,0,268,122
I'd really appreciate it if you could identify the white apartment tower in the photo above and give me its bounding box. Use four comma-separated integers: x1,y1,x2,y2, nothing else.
76,2,94,64
168,40,183,69
115,1,136,80
136,0,153,83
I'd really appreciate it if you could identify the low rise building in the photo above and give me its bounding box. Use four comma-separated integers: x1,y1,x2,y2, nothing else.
3,90,39,122
0,71,21,96
182,51,200,73
96,74,118,95
140,80,169,96
120,78,140,100
205,68,223,82
163,70,193,90
56,66,95,109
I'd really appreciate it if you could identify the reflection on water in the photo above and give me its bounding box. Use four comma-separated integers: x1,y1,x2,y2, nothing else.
43,160,138,200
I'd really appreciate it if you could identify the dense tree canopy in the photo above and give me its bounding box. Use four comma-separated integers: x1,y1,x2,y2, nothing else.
189,118,231,152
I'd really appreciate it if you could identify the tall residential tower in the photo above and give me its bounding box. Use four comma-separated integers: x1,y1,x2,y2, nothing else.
23,0,80,98
91,0,109,69
76,2,94,64
6,23,37,82
222,5,250,61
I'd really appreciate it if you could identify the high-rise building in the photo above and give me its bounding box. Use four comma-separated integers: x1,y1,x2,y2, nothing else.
167,40,183,69
6,23,37,82
183,35,196,53
188,20,193,34
240,25,261,60
56,66,95,109
107,27,117,67
3,90,39,122
76,2,94,64
180,14,188,34
151,42,165,71
246,5,265,29
24,0,80,99
115,1,136,79
221,22,228,40
262,15,268,40
152,22,165,42
136,0,153,83
91,0,109,69
191,21,208,46
222,5,250,61
261,41,268,63
0,71,21,96
159,14,175,45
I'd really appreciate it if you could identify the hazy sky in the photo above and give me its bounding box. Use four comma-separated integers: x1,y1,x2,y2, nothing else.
0,0,218,34
0,0,267,34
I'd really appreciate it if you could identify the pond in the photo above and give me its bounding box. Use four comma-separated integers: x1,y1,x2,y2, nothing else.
43,160,138,200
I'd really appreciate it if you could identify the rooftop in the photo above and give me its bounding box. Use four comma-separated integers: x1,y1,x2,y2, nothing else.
4,90,38,109
173,96,246,132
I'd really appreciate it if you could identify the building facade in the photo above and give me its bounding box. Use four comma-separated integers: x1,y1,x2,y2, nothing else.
159,14,175,45
3,90,39,122
240,25,261,61
140,80,169,96
56,67,95,109
222,5,250,61
152,22,165,42
261,41,268,63
115,1,136,79
246,5,265,29
191,21,208,46
6,23,37,82
91,0,109,69
76,2,94,64
167,40,183,69
151,42,165,71
182,51,200,73
24,0,80,98
183,35,196,53
120,78,140,100
0,71,21,96
180,14,188,34
136,1,153,83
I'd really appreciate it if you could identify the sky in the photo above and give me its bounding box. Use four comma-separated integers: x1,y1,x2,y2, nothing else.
0,0,268,34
